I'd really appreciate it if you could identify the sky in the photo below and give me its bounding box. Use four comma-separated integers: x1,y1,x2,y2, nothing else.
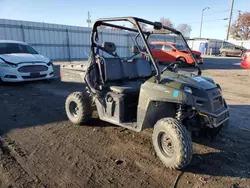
0,0,248,40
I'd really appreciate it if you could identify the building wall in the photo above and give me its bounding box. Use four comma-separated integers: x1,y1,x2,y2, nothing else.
227,40,250,49
188,39,250,55
0,18,180,61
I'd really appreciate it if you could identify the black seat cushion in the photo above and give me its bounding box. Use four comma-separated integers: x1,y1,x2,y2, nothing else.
122,61,138,79
134,58,152,78
110,81,141,94
104,58,126,81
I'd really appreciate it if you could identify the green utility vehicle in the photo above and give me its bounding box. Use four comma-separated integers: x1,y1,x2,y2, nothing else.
60,17,229,169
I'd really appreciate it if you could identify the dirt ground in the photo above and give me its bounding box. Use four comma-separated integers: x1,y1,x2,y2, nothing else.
0,57,249,188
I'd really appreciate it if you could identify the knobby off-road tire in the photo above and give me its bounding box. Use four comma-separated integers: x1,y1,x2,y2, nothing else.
152,118,193,170
65,92,93,125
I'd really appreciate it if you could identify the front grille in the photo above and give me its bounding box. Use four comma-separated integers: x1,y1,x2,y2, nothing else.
213,96,223,111
18,65,48,73
195,54,201,59
22,74,47,79
204,88,224,112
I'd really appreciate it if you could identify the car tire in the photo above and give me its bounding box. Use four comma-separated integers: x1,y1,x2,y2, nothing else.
176,57,187,67
0,78,4,85
241,52,246,58
152,118,193,169
221,51,227,57
65,92,93,125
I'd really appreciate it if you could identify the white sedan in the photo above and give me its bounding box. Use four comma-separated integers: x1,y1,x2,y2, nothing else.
0,40,54,82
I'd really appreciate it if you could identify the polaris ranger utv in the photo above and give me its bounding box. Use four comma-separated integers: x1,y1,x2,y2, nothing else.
60,17,229,169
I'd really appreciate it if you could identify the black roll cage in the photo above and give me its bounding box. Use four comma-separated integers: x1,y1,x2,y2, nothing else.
90,17,201,83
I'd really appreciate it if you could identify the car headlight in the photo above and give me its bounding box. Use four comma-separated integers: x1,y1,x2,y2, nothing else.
184,86,192,94
0,61,17,68
47,61,53,66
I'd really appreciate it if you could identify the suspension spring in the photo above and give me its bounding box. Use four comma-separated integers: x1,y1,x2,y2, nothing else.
176,104,184,121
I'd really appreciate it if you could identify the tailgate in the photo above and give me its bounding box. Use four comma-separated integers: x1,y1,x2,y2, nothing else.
60,62,88,83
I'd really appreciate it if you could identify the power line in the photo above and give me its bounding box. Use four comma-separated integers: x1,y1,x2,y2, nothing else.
187,18,228,24
205,9,230,16
204,9,239,16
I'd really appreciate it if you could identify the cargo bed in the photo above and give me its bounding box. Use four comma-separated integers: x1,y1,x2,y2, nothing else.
60,61,89,83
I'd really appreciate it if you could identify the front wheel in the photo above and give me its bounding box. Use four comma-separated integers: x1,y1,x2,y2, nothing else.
152,118,193,169
176,57,187,67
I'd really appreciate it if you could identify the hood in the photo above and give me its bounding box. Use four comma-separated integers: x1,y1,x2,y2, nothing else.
0,53,50,64
161,71,216,90
191,50,201,55
179,50,201,56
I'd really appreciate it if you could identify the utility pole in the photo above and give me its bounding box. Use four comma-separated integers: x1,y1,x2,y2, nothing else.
199,7,210,39
226,0,234,40
87,11,92,28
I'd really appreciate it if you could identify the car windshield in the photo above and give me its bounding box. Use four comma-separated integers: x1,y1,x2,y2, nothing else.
0,43,38,55
173,44,187,51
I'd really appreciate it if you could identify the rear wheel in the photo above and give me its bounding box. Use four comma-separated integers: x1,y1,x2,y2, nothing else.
241,52,246,58
152,118,193,169
221,51,227,57
65,92,93,125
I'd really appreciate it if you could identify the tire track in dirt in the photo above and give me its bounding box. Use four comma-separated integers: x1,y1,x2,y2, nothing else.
0,138,45,188
0,84,163,187
1,71,250,188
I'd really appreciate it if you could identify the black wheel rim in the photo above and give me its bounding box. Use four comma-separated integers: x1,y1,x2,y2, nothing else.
158,132,174,158
69,101,79,117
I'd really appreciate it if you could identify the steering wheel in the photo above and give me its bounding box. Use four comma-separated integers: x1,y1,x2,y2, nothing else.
161,61,181,73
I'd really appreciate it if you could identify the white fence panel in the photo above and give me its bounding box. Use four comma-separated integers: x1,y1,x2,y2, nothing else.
3,18,235,60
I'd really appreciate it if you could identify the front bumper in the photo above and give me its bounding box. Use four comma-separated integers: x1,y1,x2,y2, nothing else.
199,106,229,128
189,87,229,128
0,63,54,82
195,58,203,64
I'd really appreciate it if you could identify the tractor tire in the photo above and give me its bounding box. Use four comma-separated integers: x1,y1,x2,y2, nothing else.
221,51,227,57
176,57,187,68
152,118,193,170
65,92,92,125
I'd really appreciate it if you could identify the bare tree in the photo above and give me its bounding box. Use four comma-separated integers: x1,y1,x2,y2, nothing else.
153,17,174,33
160,17,174,28
230,11,250,40
177,24,192,37
97,25,107,29
132,22,147,31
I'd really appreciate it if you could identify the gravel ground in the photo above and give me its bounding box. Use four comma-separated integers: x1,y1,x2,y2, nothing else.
0,57,249,188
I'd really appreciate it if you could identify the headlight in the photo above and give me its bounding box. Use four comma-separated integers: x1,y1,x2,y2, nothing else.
47,61,53,66
216,83,221,90
0,61,17,68
184,86,192,94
